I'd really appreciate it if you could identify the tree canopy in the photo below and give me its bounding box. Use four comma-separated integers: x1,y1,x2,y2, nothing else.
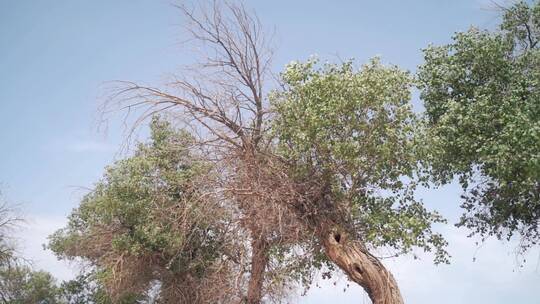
418,0,540,252
271,58,448,263
0,265,59,304
49,118,244,303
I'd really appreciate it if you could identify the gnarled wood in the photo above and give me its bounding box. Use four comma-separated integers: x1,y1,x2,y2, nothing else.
320,227,403,304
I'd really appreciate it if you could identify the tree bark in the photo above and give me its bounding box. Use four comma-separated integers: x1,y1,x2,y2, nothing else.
246,236,269,304
319,225,403,304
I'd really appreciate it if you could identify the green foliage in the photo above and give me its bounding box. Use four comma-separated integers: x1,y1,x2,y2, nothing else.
0,264,132,304
272,58,448,263
0,265,60,304
57,272,129,304
418,1,540,251
50,118,208,258
272,58,416,186
49,117,235,302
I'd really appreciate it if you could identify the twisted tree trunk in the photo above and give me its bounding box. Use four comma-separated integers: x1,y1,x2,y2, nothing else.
319,225,403,304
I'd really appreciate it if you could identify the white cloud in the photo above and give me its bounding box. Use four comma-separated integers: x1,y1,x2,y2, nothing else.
65,140,115,153
41,137,117,154
13,214,78,281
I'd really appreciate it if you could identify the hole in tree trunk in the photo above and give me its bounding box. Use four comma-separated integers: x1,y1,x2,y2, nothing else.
354,264,363,274
334,233,341,243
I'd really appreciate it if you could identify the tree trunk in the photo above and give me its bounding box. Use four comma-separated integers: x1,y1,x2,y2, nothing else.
319,225,403,304
246,236,269,304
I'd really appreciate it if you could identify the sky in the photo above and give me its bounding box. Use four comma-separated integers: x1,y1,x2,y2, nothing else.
1,0,539,303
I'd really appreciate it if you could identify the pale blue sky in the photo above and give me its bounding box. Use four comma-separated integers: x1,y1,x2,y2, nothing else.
1,1,539,303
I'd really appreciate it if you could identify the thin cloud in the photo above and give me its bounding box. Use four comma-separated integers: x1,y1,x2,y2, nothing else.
65,140,115,153
13,215,77,281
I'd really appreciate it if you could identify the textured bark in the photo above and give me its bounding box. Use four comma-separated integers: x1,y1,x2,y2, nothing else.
319,225,403,304
246,236,269,304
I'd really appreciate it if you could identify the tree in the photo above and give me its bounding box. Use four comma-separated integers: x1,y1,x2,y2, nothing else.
0,196,20,268
0,196,45,304
57,272,129,304
269,58,447,303
0,194,115,304
101,2,452,303
49,118,246,303
0,264,123,304
95,2,458,303
105,2,309,303
0,264,60,304
417,0,540,253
